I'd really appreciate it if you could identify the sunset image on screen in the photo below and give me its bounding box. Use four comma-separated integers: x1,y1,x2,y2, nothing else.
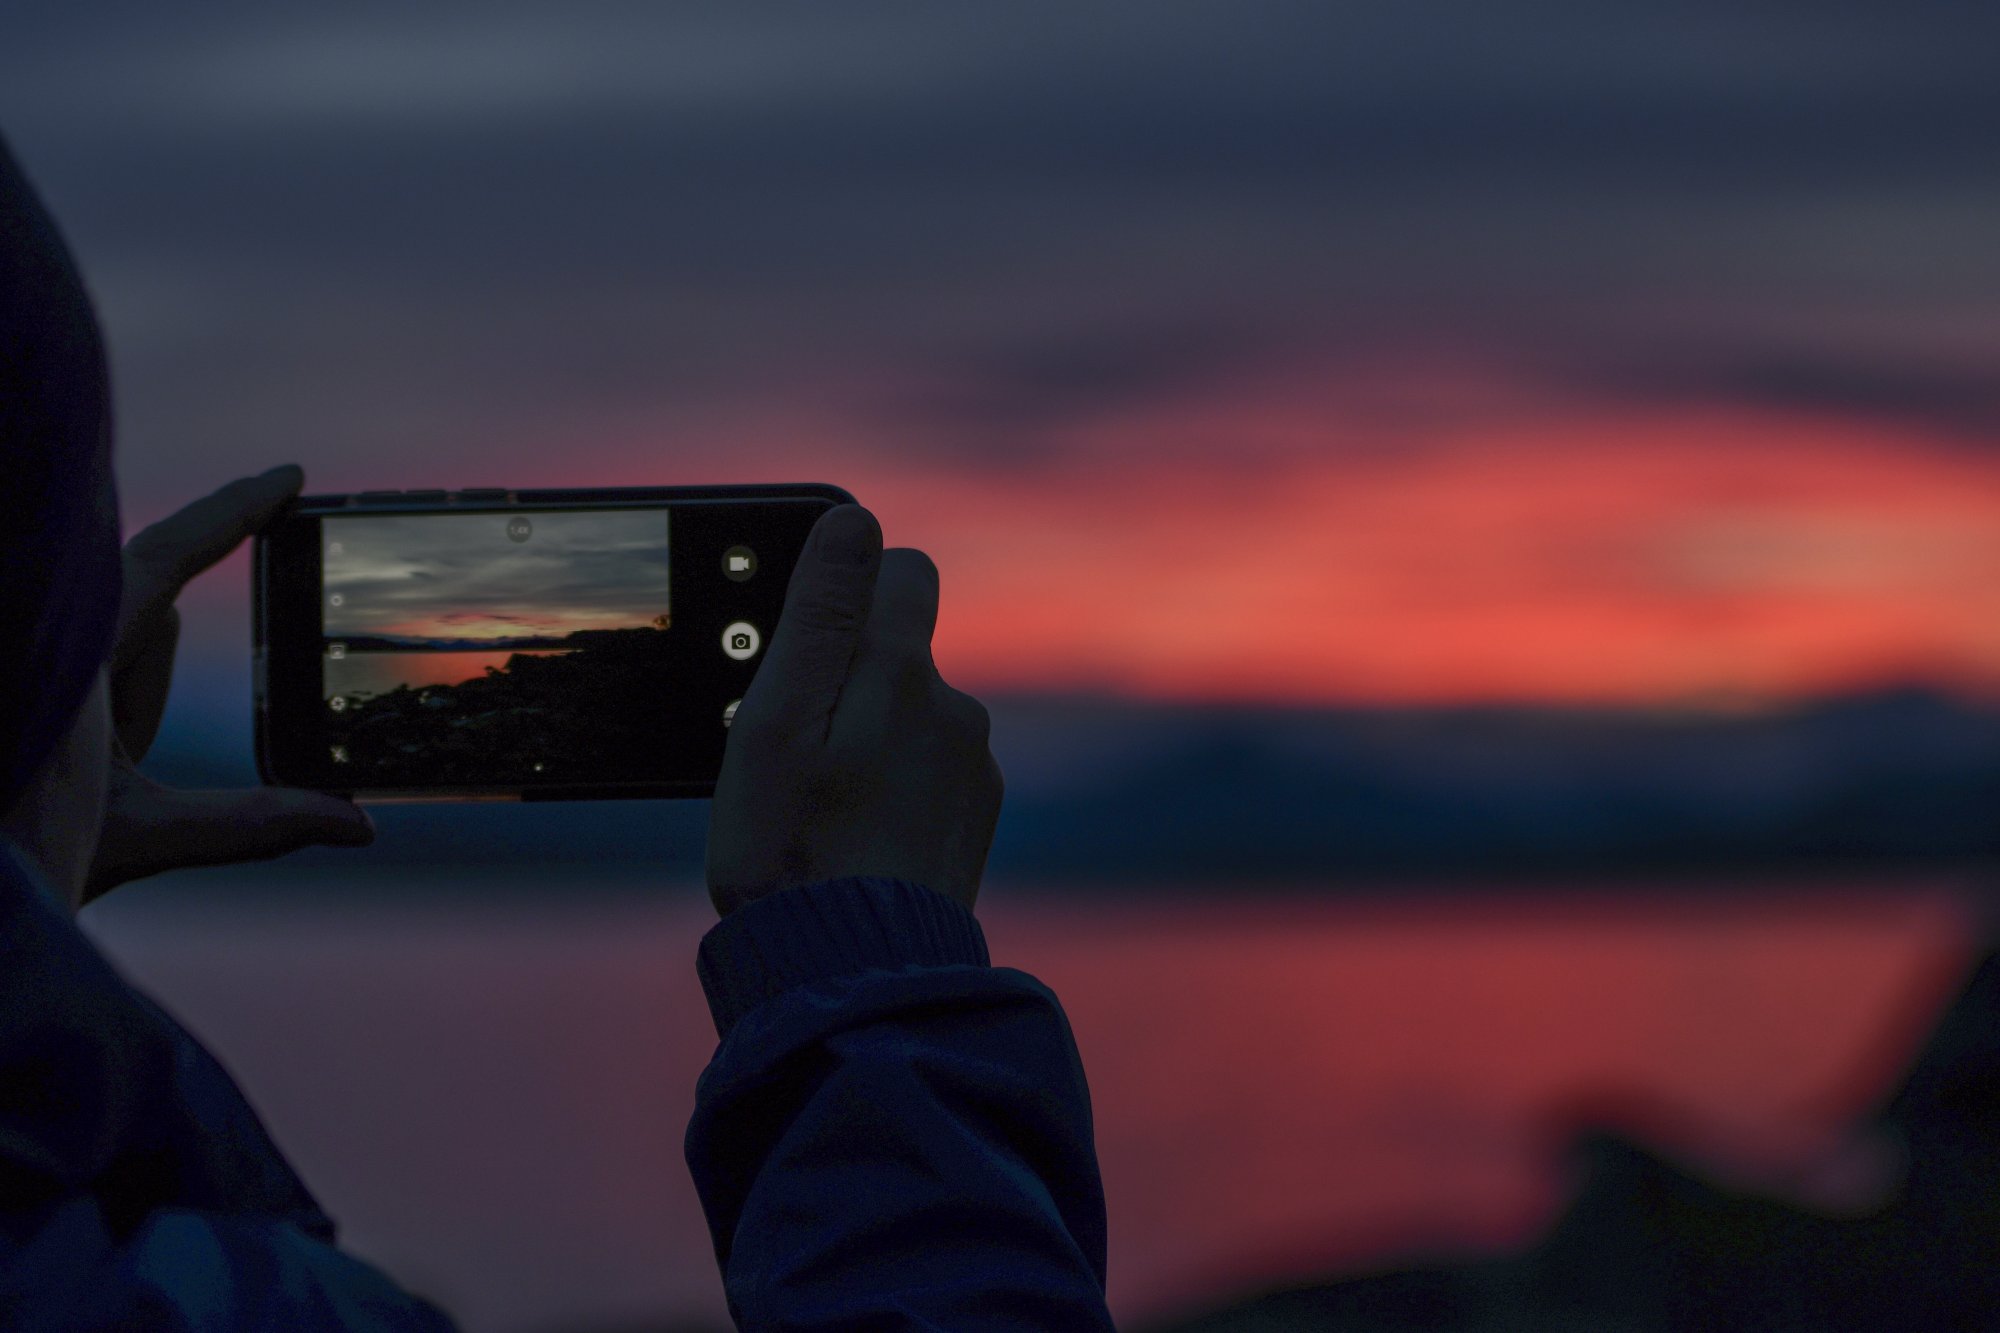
317,508,673,782
322,509,670,647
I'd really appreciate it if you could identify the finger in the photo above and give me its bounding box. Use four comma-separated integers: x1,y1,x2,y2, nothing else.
743,504,883,740
87,781,373,897
840,549,943,696
111,604,179,760
867,548,942,661
828,549,943,744
120,464,305,629
197,786,376,861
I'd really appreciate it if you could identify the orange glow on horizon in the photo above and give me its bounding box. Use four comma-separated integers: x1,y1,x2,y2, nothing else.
174,370,2000,710
544,393,2000,707
862,410,2000,707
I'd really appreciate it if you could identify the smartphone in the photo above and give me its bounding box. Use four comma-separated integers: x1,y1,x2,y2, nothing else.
254,483,853,801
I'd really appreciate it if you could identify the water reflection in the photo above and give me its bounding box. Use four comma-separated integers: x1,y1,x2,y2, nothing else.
81,877,1981,1332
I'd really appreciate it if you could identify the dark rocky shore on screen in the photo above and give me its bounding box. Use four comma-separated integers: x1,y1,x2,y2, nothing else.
330,626,672,786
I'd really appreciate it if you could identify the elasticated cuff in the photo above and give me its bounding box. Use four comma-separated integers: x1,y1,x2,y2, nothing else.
696,877,990,1038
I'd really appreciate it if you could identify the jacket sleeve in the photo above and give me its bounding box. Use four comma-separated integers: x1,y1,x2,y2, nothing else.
0,1198,456,1332
684,876,1115,1331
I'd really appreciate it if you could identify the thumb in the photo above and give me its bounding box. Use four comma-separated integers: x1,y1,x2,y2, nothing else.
749,504,883,738
89,783,375,897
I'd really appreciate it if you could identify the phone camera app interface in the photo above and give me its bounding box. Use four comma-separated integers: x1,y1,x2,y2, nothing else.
319,508,671,783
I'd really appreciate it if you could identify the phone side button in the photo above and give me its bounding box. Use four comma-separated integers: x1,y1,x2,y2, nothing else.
455,488,511,502
402,489,449,504
356,490,405,504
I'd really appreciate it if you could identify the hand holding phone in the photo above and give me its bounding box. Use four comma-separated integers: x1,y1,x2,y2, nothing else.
87,467,375,904
706,505,1001,915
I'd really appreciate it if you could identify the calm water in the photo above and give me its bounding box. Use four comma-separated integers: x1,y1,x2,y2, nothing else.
81,876,1985,1333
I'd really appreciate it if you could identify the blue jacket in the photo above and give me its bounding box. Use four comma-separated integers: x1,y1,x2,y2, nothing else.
0,852,1113,1330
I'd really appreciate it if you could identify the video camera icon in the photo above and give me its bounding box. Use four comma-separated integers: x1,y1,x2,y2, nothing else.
721,621,761,661
722,545,757,581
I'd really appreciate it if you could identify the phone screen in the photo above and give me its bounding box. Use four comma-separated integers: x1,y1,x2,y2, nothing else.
318,508,672,786
256,485,845,799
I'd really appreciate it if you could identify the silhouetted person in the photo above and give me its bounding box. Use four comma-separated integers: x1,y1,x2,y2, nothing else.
0,133,1113,1330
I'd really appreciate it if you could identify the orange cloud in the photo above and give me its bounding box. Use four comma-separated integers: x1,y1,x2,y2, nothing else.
465,368,2000,708
866,413,2000,706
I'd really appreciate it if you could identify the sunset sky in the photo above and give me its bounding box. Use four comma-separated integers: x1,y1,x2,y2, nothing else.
6,3,1998,711
322,509,670,642
25,13,2000,1320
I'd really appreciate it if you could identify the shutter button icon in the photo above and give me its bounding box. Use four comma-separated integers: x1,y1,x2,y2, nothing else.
721,621,760,661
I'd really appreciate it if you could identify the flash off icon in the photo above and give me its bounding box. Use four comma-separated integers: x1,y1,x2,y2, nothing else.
506,516,533,543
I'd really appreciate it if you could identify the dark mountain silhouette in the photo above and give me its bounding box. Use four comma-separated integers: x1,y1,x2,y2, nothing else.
334,623,670,655
333,633,573,653
146,683,2000,881
988,686,2000,883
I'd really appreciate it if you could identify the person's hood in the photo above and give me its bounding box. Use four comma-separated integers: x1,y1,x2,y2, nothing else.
0,135,336,1249
0,132,122,815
